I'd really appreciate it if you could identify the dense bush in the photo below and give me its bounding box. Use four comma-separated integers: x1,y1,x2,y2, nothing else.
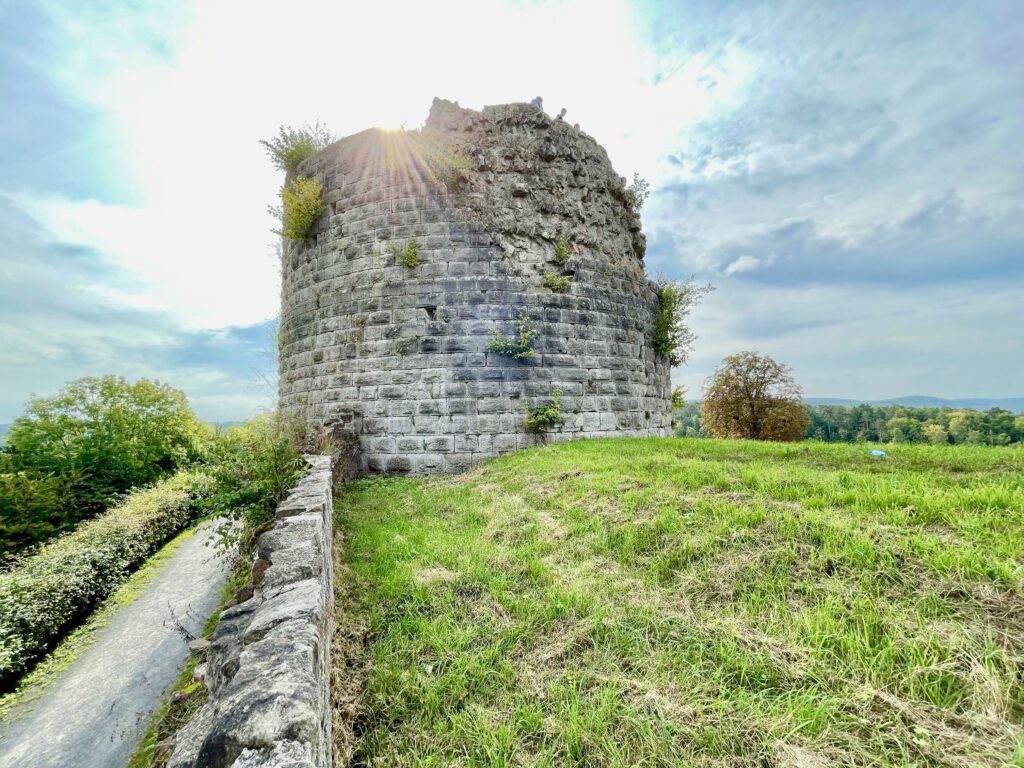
199,414,306,550
281,176,325,240
2,376,207,548
0,470,69,555
0,472,210,684
260,122,334,173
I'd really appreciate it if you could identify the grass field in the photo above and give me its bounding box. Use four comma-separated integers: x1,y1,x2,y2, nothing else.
332,438,1024,767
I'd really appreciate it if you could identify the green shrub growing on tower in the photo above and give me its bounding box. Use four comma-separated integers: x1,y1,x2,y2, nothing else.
653,277,713,366
260,122,334,173
388,241,421,268
525,388,562,433
281,176,325,240
553,236,571,267
543,272,571,292
486,313,540,360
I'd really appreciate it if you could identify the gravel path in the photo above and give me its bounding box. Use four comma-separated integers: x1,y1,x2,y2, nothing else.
0,520,229,768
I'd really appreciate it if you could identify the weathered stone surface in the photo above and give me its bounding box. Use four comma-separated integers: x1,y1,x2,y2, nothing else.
279,99,672,474
166,456,334,768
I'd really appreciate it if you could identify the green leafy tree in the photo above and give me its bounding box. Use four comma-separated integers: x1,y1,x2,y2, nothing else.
922,423,949,445
803,404,1022,445
200,414,306,551
672,401,704,437
886,416,922,443
4,376,206,525
0,468,69,554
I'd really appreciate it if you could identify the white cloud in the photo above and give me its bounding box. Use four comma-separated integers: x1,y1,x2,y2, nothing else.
8,191,279,328
673,279,1024,401
723,255,761,276
8,0,756,330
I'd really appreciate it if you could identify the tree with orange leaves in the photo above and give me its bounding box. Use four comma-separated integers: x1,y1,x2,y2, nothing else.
700,352,808,441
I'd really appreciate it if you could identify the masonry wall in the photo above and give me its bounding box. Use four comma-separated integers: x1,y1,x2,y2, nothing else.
167,457,334,768
279,99,672,474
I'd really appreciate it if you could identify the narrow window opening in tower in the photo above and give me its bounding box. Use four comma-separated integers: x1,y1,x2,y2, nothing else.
425,306,437,320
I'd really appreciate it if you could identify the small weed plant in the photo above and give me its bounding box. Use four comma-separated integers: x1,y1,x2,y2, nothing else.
260,122,335,173
543,272,570,292
281,176,325,240
525,388,562,433
671,384,686,409
553,236,571,267
486,313,539,359
388,241,421,268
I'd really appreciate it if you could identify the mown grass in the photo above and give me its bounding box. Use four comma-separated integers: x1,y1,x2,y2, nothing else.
334,438,1024,767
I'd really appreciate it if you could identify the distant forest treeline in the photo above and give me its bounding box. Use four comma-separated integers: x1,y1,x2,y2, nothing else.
675,403,1024,445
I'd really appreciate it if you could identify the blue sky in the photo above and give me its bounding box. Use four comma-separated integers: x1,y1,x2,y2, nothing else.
1,0,1021,422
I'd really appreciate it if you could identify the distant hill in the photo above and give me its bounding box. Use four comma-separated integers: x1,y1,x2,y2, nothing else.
0,423,8,441
805,396,1024,413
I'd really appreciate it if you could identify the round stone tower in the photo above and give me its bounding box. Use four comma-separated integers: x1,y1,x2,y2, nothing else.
278,98,672,473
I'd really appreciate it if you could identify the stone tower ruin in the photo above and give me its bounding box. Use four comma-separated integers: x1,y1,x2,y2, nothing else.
278,99,672,473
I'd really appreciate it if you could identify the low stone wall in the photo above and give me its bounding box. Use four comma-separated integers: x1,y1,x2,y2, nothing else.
167,456,334,768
